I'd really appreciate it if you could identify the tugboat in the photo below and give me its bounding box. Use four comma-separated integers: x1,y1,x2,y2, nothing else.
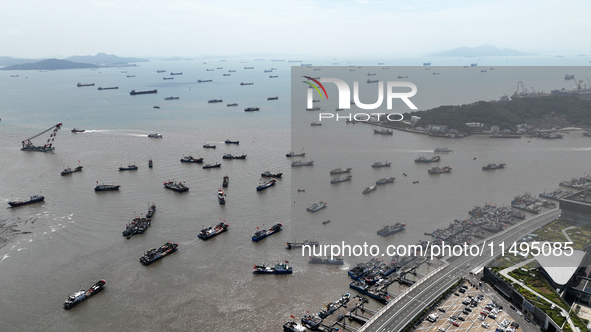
253,261,292,274
377,222,406,236
261,171,283,178
119,164,138,171
372,161,391,168
224,139,239,144
61,165,83,176
308,256,344,265
94,183,120,191
482,163,506,170
256,179,277,191
163,180,189,192
428,166,452,174
217,189,226,204
71,128,85,133
63,280,106,310
330,175,352,184
306,201,327,212
375,177,395,185
203,143,216,148
415,155,441,163
252,223,283,242
362,185,378,194
222,175,229,187
139,241,178,266
8,194,45,207
291,160,314,167
329,167,352,175
286,151,305,157
203,163,222,169
222,154,247,159
180,156,204,163
198,221,229,240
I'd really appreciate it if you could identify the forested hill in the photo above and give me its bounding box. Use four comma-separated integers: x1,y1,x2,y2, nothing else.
405,94,591,132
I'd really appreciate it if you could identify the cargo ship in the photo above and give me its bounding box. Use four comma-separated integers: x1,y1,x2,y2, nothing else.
377,222,406,236
199,80,213,83
252,223,282,242
203,163,221,169
77,83,95,87
208,98,222,103
130,89,157,95
224,139,239,144
227,103,238,107
170,72,182,75
63,280,106,309
267,96,278,100
198,221,229,240
244,107,260,112
253,262,292,274
164,96,179,100
8,194,45,207
139,241,178,265
240,82,254,85
119,164,138,171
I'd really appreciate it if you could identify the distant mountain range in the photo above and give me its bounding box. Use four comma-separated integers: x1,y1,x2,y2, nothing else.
430,45,530,57
0,53,149,70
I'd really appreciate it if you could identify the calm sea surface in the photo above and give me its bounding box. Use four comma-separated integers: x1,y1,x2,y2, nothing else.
1,56,590,331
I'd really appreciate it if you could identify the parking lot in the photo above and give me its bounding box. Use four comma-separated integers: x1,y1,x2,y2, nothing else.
414,281,529,332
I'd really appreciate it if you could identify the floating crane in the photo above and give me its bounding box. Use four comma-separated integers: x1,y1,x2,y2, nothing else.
21,123,62,152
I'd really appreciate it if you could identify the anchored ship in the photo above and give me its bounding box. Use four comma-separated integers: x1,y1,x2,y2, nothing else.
163,180,189,192
286,151,305,157
428,166,452,174
253,262,292,274
308,256,344,265
291,160,313,167
94,183,120,191
330,167,352,175
306,201,327,212
139,241,178,265
434,147,453,153
261,171,283,178
63,280,106,309
256,179,277,191
180,156,204,163
222,154,247,159
482,163,506,170
129,89,157,95
217,189,226,204
377,222,406,236
252,223,283,242
119,164,138,171
198,222,229,240
375,177,395,184
415,155,441,163
372,161,391,168
331,175,352,184
362,185,378,194
8,194,45,207
61,165,83,176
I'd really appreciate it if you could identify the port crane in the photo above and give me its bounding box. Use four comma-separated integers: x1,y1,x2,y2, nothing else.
21,123,62,151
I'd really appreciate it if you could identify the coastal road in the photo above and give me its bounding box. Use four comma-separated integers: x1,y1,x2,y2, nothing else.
360,209,561,332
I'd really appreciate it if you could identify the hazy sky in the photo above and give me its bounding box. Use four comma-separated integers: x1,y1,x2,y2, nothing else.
1,0,589,58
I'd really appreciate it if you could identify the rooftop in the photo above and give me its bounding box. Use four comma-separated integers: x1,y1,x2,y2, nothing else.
537,249,587,286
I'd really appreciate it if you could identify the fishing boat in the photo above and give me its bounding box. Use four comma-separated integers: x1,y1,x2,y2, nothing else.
222,175,229,187
261,171,283,178
94,183,120,191
180,156,204,163
63,280,106,309
252,223,283,242
8,194,45,207
163,180,189,192
119,164,138,171
286,151,305,157
330,167,352,175
330,175,352,184
217,189,226,204
375,177,395,184
203,163,222,169
198,221,229,240
222,154,247,159
362,185,378,194
139,241,178,265
61,165,83,176
372,161,391,168
308,256,344,265
253,262,292,274
256,179,277,191
306,201,327,212
414,156,441,163
291,160,313,167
